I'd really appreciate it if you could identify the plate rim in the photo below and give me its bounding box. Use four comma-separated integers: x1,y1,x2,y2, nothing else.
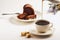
13,11,41,22
15,16,36,22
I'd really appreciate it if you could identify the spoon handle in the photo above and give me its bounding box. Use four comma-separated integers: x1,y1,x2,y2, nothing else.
2,13,20,15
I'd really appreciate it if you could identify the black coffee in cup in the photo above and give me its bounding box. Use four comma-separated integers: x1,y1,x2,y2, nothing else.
36,20,50,25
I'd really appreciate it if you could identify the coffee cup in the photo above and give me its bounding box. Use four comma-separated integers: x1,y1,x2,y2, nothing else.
35,20,53,33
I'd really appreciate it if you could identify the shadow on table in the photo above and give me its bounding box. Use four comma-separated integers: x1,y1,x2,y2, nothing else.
18,34,53,40
9,17,34,25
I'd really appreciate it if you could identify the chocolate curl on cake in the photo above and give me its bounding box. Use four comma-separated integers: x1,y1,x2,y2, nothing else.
23,4,32,8
23,4,35,15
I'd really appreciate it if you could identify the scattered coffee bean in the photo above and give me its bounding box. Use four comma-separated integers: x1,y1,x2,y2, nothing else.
26,33,31,38
21,32,26,36
21,32,31,38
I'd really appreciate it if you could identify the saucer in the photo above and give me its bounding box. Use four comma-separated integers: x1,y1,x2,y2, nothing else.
30,28,55,36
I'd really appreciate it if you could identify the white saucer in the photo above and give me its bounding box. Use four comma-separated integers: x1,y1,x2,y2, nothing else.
30,28,55,36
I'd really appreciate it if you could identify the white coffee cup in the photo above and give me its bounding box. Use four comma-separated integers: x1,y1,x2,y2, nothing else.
35,20,53,33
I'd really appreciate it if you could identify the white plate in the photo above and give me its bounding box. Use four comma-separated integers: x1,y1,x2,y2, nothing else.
30,28,55,36
13,11,41,22
15,17,36,22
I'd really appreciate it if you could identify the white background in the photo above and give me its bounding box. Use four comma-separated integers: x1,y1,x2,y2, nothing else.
0,0,60,40
0,0,42,13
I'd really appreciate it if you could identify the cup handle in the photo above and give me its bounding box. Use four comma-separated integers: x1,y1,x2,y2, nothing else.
49,23,53,28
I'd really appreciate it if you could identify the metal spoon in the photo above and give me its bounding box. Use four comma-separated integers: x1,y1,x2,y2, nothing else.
2,13,20,15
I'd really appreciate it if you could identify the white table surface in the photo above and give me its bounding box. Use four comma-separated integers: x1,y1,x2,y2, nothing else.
0,0,60,40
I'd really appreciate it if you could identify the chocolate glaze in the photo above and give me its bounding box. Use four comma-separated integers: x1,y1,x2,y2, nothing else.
23,7,34,15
